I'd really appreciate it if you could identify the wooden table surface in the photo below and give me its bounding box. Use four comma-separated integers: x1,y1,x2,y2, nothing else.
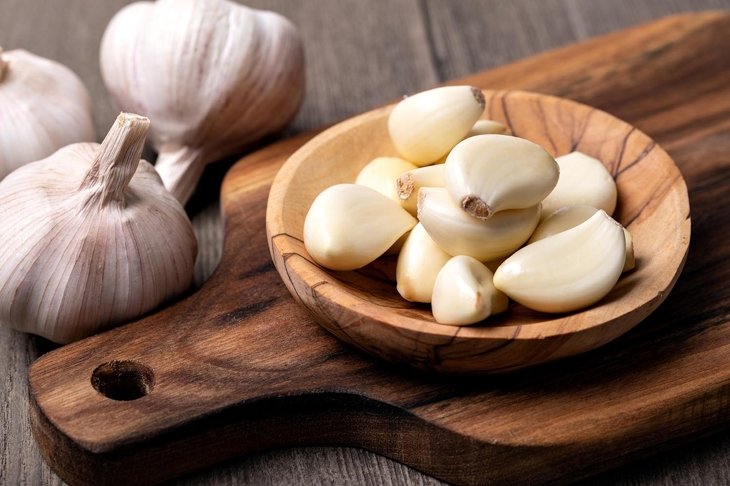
2,0,730,484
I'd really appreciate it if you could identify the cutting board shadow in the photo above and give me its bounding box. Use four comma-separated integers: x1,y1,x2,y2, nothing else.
29,12,730,486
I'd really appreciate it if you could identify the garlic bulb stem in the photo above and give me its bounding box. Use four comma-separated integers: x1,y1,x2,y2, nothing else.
81,113,150,206
155,147,206,204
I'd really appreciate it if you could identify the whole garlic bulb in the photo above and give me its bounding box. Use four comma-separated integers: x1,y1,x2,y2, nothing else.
0,113,197,343
100,0,305,204
0,47,95,179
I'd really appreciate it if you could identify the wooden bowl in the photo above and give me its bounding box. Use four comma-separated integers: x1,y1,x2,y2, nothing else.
266,89,690,374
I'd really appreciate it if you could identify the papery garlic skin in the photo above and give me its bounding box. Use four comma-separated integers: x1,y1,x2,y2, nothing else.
418,187,540,262
530,205,636,272
396,223,452,303
100,0,305,204
304,184,417,271
493,210,625,313
0,48,95,179
431,255,508,326
388,86,485,166
0,113,197,344
445,134,559,220
397,164,445,215
540,151,617,219
356,157,417,202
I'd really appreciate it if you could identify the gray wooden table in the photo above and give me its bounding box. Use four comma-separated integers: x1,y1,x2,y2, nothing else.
2,0,730,484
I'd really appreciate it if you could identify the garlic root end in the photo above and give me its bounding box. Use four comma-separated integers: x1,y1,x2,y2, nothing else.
461,195,492,220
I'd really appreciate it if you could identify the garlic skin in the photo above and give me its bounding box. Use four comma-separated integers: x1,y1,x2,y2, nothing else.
396,164,445,215
418,187,540,262
431,256,508,326
388,86,485,166
0,48,95,179
530,205,636,272
304,184,417,271
100,0,305,204
0,113,197,343
540,151,617,219
445,134,559,220
396,223,452,303
356,157,417,202
493,210,625,313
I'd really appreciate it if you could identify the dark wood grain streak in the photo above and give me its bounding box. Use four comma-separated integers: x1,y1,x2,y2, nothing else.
23,11,730,486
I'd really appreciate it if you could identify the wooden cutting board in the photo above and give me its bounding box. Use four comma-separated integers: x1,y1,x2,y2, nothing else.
29,12,730,486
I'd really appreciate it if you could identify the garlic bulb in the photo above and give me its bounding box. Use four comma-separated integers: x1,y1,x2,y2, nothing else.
431,255,508,326
0,113,197,343
303,184,416,271
388,86,485,166
445,134,559,220
0,47,95,179
418,187,540,261
100,0,305,204
493,210,625,313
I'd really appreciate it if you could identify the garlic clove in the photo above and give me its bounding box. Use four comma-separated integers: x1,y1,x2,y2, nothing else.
445,134,559,220
396,223,452,303
467,119,508,137
431,255,508,326
0,48,95,179
101,0,305,204
304,184,417,271
418,187,540,262
396,164,445,215
493,210,626,313
540,151,617,219
0,113,197,343
355,156,418,202
388,86,485,166
529,205,635,272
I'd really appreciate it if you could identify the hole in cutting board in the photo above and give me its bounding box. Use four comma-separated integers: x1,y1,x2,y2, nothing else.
91,360,155,401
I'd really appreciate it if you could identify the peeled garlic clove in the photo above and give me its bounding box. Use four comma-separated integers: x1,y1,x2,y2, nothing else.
396,223,452,303
0,113,197,343
0,48,95,179
396,164,445,215
101,0,305,204
388,86,485,166
418,187,540,261
467,119,508,137
493,210,625,313
540,151,617,219
356,157,417,202
431,255,508,326
528,205,600,243
529,205,635,272
304,184,417,271
445,134,558,220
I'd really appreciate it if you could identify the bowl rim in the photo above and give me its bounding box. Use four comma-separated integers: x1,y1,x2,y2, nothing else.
266,89,690,350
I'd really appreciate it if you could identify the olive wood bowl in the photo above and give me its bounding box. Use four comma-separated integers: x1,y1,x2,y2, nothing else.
266,89,690,374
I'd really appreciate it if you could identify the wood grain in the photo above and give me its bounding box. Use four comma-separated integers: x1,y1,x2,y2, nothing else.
23,11,730,486
3,2,730,485
267,89,689,373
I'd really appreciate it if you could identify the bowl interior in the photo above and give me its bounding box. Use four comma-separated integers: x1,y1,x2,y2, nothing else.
267,90,690,373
